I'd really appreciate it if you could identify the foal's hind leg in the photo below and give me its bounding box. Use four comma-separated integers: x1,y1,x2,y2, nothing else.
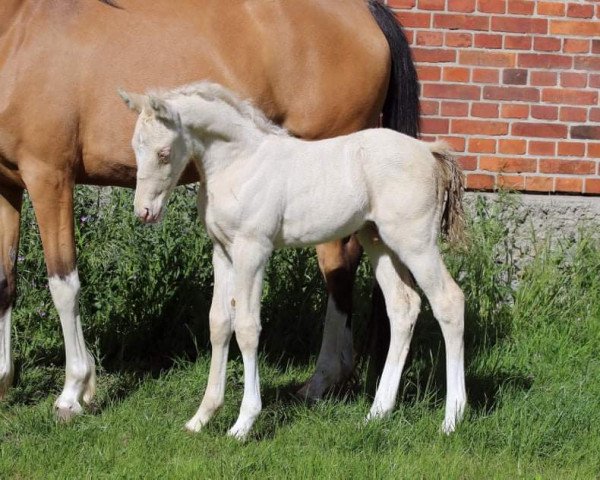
377,225,466,433
0,186,23,399
357,228,421,421
186,245,234,432
298,238,361,399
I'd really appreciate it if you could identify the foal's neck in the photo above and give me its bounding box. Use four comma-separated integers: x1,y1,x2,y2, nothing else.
179,95,270,179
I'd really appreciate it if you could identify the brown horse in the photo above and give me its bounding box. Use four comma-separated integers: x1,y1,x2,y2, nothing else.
0,0,419,419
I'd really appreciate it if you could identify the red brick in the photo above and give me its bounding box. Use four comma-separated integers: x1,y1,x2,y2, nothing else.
388,0,416,7
525,176,554,192
508,0,534,15
593,40,600,55
469,138,497,153
441,101,469,117
492,17,547,34
589,144,600,158
497,175,525,190
478,0,506,13
585,178,600,194
484,86,540,102
501,104,529,118
550,20,600,36
471,102,499,118
443,67,470,83
422,83,481,100
417,31,443,46
529,141,556,156
413,48,456,63
567,3,594,19
558,142,586,157
421,117,450,133
466,173,495,190
590,75,600,89
418,0,445,9
396,12,430,28
512,122,568,138
542,89,598,105
404,30,415,44
563,39,589,54
539,159,596,174
574,56,600,71
434,14,490,31
421,100,440,116
472,68,499,83
474,34,503,49
530,71,557,86
445,32,472,47
417,66,441,81
499,139,527,154
503,69,528,85
590,108,600,123
571,126,600,140
555,177,584,193
518,53,572,69
531,105,558,120
480,156,537,173
460,51,515,67
439,136,466,152
452,119,508,135
537,2,565,16
448,0,476,12
560,72,587,88
534,36,561,52
458,155,478,170
505,35,532,50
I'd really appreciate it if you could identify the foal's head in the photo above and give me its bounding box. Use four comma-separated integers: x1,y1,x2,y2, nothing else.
119,91,190,223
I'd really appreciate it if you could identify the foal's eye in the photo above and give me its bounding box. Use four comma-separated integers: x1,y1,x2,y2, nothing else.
157,148,170,164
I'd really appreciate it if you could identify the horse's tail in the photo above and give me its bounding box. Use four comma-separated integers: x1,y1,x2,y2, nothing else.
367,0,420,138
429,141,466,245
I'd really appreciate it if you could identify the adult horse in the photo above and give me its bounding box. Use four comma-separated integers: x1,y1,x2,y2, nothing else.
0,0,419,418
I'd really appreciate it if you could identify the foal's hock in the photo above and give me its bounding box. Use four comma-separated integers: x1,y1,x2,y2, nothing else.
122,81,467,439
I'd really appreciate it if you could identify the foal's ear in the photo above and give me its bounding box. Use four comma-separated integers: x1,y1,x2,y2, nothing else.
118,90,148,113
148,96,182,129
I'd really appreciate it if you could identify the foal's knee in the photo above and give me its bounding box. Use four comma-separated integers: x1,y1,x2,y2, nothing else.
209,313,232,346
432,281,464,330
234,318,261,352
387,287,421,335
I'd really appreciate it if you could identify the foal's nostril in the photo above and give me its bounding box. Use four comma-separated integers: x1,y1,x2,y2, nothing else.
144,208,150,221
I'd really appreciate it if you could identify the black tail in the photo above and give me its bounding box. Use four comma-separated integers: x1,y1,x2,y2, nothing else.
368,0,420,138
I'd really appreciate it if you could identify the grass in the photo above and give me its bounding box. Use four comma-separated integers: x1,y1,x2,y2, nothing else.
1,191,600,479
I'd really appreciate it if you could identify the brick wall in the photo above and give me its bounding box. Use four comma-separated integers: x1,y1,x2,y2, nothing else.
387,0,600,195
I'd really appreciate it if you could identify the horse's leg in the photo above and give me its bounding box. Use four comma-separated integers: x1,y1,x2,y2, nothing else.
227,240,271,439
298,237,362,399
0,185,23,399
23,171,95,420
378,225,466,433
357,228,421,420
186,245,234,432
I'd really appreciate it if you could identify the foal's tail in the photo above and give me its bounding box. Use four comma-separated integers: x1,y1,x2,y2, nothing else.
429,141,466,245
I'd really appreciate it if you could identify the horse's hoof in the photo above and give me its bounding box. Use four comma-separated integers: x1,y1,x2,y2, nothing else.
54,401,83,422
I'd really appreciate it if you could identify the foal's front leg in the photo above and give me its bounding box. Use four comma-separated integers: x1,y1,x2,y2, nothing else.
186,245,234,432
227,240,271,439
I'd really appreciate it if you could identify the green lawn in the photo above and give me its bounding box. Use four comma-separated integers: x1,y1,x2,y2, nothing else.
1,192,599,479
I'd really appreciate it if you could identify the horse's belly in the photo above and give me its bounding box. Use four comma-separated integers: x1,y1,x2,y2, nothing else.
278,201,367,248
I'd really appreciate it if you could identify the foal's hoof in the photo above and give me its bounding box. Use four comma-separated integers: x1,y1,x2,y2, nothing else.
184,418,204,433
296,378,327,402
440,418,457,435
54,401,84,422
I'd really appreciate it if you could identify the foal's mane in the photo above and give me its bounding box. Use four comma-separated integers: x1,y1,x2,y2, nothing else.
157,82,289,137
